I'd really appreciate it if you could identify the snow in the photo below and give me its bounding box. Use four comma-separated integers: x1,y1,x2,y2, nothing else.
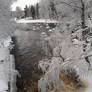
72,39,82,46
33,28,36,30
38,55,91,92
0,80,8,91
38,59,50,73
85,75,92,92
0,48,9,61
48,29,53,32
38,57,62,92
15,19,59,24
0,48,9,92
38,26,92,92
0,36,13,48
0,36,17,92
41,32,46,35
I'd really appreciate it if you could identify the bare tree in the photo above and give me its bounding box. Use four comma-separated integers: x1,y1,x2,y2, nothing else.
16,7,23,18
49,0,58,19
55,0,92,28
35,3,39,19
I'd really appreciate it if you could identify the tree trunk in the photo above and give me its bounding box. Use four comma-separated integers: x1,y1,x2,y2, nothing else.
81,0,86,29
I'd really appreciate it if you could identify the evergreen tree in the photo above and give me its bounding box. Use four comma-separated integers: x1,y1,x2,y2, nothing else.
36,3,39,19
31,5,36,19
24,5,28,18
29,6,32,17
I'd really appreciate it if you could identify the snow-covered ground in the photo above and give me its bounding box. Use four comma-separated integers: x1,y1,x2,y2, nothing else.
82,71,92,92
86,77,92,92
15,19,59,24
0,37,17,92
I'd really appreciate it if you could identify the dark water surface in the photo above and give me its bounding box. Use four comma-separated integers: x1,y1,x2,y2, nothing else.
12,23,52,92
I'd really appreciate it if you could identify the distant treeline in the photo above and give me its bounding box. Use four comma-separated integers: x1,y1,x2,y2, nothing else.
12,1,58,20
23,1,58,19
24,3,39,19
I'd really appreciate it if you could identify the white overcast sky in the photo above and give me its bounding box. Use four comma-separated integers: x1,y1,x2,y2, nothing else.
11,0,40,11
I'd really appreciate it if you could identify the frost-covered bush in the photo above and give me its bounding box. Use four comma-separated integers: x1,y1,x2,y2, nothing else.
38,23,92,92
38,57,62,92
38,55,90,92
0,36,14,48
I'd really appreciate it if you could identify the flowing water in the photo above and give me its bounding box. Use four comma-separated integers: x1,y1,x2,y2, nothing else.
12,23,56,92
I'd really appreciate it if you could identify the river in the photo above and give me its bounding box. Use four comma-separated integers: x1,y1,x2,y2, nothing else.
12,23,56,92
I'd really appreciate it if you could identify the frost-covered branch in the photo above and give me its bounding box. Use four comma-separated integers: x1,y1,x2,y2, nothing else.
55,1,82,9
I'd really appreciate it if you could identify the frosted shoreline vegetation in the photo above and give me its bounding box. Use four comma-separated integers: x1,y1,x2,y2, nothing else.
38,26,92,92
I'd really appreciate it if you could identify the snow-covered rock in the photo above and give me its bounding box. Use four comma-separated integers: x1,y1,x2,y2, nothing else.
41,32,48,37
41,32,46,35
72,39,83,46
48,29,52,32
0,80,8,92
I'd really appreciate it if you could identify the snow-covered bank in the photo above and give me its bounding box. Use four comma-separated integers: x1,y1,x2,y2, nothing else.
15,19,59,24
85,74,92,92
38,26,92,92
0,36,18,92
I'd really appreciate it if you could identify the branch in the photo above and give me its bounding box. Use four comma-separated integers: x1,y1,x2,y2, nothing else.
55,1,82,9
